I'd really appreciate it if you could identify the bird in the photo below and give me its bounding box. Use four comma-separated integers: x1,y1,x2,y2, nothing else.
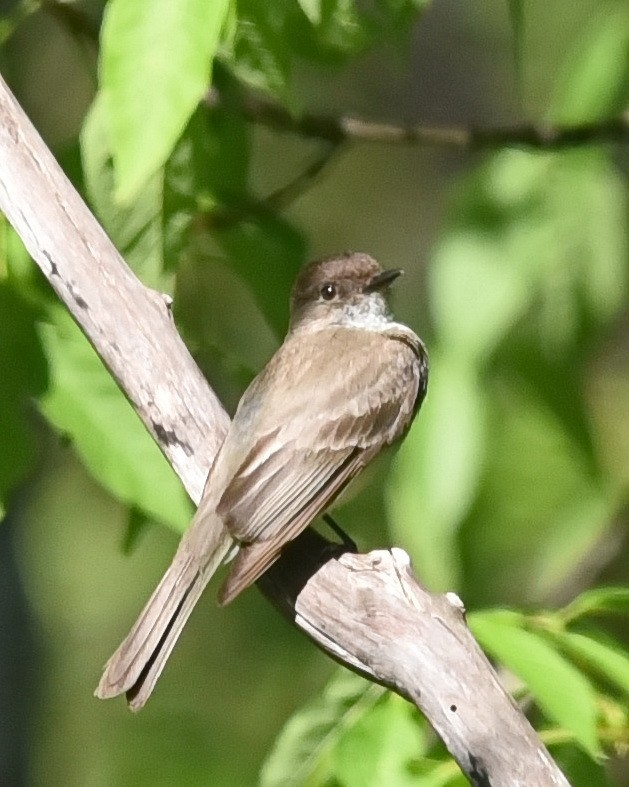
95,251,428,710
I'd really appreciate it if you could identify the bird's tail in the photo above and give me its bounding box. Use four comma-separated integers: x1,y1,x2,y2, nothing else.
95,519,232,711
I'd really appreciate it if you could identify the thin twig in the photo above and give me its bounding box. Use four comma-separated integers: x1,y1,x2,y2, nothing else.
265,143,341,211
205,142,340,230
208,89,629,151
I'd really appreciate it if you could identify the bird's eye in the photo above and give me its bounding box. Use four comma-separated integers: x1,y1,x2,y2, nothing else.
320,283,337,301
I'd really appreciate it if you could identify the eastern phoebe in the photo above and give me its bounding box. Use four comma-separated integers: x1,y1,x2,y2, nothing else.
96,252,428,709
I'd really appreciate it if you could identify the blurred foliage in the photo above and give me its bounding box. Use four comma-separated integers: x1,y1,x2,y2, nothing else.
0,0,628,785
39,306,193,532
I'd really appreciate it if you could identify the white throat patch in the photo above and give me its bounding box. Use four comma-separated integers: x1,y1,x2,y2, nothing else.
342,292,393,331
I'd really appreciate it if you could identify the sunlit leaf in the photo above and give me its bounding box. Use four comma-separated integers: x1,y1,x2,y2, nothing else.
297,0,321,25
221,0,391,79
561,588,629,623
471,610,601,757
101,0,230,201
432,148,627,363
552,630,629,696
260,670,385,787
333,694,424,787
430,228,531,363
551,6,629,124
434,145,627,605
220,0,294,103
1,218,51,303
310,0,371,58
81,93,165,285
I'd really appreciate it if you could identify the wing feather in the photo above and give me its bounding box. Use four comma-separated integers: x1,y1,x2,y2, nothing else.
219,444,356,541
218,447,369,605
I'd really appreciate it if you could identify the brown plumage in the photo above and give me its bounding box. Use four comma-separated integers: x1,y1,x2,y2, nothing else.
95,252,428,710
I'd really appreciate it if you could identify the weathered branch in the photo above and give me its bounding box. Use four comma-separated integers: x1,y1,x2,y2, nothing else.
209,89,629,151
0,72,569,786
260,531,569,786
0,76,229,504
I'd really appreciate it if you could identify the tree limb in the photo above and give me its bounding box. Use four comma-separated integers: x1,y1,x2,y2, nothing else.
0,73,569,786
260,531,570,786
0,76,229,504
209,88,629,151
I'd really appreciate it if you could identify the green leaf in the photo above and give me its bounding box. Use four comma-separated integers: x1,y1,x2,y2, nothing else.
221,0,377,86
215,214,306,339
438,148,627,604
470,610,601,757
387,350,486,590
429,148,546,364
162,97,302,339
333,694,424,787
548,742,613,787
306,0,370,59
1,218,52,304
545,152,616,310
38,308,193,532
561,587,629,623
550,6,629,124
81,93,165,285
297,0,321,25
489,150,626,457
220,0,294,103
175,255,277,378
430,228,531,363
553,630,629,697
260,670,385,787
0,283,48,514
101,0,230,202
163,101,251,269
221,0,428,95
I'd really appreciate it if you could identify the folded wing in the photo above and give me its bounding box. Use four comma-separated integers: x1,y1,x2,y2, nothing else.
216,326,423,604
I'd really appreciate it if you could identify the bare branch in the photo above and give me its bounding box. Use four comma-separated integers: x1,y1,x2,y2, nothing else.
209,89,629,151
0,73,569,786
0,74,229,504
260,530,570,786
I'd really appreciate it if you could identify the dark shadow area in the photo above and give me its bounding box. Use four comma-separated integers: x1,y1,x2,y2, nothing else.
0,508,35,787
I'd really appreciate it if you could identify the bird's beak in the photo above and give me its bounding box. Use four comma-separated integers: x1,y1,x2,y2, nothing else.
364,268,403,293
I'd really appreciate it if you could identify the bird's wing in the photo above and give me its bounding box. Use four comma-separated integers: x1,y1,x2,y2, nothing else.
217,445,370,605
215,326,423,603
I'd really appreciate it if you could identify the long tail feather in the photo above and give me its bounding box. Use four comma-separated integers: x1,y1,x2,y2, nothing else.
95,523,232,709
218,540,284,606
